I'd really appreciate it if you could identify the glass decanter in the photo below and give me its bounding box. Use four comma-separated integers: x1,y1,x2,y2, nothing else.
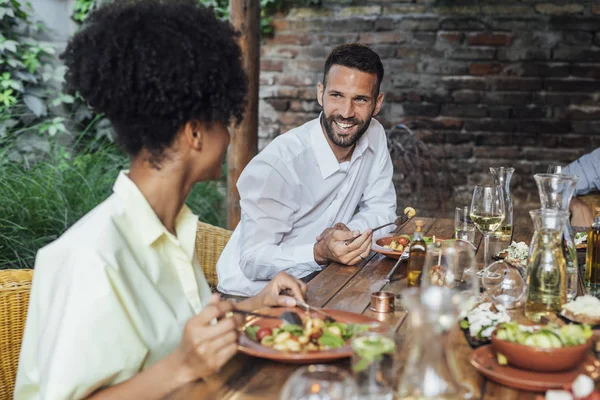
490,167,515,243
534,173,579,301
525,209,569,323
396,287,464,400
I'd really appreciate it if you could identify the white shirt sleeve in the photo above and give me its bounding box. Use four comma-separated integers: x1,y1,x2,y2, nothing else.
237,157,320,281
346,136,397,233
15,247,148,400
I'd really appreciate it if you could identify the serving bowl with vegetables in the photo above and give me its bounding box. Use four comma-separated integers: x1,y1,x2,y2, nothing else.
238,307,383,364
491,322,594,372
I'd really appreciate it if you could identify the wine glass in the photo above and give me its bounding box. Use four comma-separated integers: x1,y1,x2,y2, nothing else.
421,239,479,327
470,185,505,269
280,364,359,400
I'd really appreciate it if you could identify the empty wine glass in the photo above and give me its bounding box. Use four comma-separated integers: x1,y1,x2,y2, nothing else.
421,239,479,326
280,364,359,400
481,260,526,309
470,185,505,269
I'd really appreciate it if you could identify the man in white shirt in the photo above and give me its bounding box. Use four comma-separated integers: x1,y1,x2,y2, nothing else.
218,44,397,296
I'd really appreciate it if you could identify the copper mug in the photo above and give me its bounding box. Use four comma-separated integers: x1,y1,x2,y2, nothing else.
370,291,395,313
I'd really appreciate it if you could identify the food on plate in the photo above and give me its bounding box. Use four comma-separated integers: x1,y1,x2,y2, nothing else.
460,302,511,339
383,235,410,252
561,295,600,325
382,235,440,252
575,232,588,250
404,206,416,218
495,322,593,349
497,241,529,266
244,315,369,353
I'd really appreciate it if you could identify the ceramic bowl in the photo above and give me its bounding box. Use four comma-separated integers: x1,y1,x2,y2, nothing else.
491,331,594,372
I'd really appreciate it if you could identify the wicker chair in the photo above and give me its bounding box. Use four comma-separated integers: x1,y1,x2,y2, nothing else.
195,221,232,290
0,222,230,399
0,269,33,400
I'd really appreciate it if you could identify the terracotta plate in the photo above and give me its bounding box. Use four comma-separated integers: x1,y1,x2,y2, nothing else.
372,234,449,260
470,345,600,392
238,307,381,364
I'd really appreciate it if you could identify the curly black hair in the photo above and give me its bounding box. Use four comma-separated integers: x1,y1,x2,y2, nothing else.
61,0,247,164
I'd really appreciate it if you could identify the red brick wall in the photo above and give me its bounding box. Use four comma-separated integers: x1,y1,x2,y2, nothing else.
258,0,600,223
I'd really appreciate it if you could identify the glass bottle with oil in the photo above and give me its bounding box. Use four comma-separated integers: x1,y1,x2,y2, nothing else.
407,220,427,287
525,209,569,323
585,208,600,297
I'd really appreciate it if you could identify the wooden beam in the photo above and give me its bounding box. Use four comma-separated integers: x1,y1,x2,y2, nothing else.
227,0,260,230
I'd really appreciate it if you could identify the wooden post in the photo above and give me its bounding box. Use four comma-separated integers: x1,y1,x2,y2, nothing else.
227,0,260,230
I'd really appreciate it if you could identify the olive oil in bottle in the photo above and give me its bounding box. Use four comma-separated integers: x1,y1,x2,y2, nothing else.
585,208,600,297
407,220,427,287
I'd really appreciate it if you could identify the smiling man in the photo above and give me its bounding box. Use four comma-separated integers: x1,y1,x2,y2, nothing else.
217,44,397,296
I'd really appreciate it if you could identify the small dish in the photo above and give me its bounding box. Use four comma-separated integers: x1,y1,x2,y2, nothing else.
491,332,594,372
470,345,600,392
459,318,490,349
372,234,449,260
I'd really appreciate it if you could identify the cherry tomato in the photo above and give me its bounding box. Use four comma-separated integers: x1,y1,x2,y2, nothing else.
256,327,273,341
397,237,410,246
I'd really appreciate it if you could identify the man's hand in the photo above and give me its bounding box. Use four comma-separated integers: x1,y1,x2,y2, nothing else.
176,296,239,381
316,222,349,242
571,197,594,227
314,226,373,266
255,272,307,308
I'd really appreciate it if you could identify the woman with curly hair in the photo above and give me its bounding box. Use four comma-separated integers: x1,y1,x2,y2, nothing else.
14,1,306,399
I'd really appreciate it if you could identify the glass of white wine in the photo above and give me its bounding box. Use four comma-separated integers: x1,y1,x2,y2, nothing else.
470,185,505,268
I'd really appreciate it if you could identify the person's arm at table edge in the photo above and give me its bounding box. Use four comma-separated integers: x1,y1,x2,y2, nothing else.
237,158,320,281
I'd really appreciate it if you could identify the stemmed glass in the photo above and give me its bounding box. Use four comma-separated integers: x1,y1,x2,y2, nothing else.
280,364,359,400
470,185,505,269
547,165,566,174
421,239,479,325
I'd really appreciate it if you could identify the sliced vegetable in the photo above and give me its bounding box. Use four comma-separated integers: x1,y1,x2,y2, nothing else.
256,327,273,342
245,325,260,341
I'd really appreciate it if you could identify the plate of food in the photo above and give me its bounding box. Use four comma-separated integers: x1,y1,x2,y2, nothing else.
559,295,600,329
372,234,448,260
460,302,511,348
495,241,529,268
575,232,588,251
238,307,382,364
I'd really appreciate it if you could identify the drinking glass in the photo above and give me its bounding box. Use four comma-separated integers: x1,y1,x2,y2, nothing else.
280,365,359,400
421,239,479,326
351,324,396,400
470,185,505,268
547,165,566,175
481,260,527,309
454,206,476,244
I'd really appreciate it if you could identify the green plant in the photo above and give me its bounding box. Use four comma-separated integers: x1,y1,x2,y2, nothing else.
72,0,288,36
0,142,226,269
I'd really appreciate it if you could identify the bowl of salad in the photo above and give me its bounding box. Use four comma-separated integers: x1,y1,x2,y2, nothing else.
491,322,594,372
239,307,383,364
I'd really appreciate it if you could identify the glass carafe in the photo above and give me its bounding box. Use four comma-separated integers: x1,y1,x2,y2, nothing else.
534,173,579,301
490,167,514,243
397,287,463,400
525,209,569,323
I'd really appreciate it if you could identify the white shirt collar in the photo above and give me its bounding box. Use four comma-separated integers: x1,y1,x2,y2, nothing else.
310,114,373,180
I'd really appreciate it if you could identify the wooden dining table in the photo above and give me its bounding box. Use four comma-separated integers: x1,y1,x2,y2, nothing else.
167,217,587,400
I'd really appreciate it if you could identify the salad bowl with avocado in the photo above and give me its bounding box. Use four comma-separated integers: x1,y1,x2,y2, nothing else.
491,322,594,372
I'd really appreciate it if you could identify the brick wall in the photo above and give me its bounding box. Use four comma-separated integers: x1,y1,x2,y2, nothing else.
258,0,600,224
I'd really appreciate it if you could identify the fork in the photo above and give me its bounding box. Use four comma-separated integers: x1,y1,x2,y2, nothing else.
344,215,409,246
296,299,337,323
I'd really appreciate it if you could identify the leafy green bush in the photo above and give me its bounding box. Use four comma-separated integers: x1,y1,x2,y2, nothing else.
0,143,226,270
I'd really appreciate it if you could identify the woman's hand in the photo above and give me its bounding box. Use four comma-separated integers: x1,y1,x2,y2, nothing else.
256,272,307,308
176,295,239,381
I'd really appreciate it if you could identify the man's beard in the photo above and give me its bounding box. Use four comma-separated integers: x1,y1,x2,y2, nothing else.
321,111,372,148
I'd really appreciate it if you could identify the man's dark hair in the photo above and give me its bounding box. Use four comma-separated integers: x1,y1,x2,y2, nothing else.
61,0,247,165
322,43,384,95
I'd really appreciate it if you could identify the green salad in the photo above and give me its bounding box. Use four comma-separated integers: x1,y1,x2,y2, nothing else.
495,322,592,349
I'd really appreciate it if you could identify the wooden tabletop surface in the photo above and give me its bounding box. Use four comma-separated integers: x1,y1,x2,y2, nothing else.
167,217,576,400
